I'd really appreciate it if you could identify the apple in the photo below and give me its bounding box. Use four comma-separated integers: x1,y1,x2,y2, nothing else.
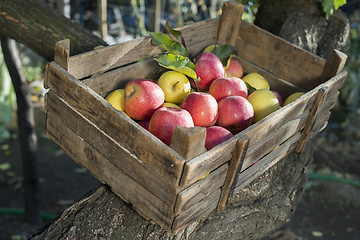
205,126,233,150
149,107,194,145
271,90,284,107
163,102,181,109
283,92,305,106
157,70,191,104
105,89,126,112
242,72,270,90
216,96,254,134
225,55,243,78
192,52,225,91
209,77,248,102
124,79,164,120
138,120,150,131
182,92,218,127
247,89,280,122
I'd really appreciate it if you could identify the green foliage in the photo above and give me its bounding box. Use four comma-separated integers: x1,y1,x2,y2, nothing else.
207,44,237,65
322,0,347,19
154,53,197,79
22,63,44,83
0,44,16,143
149,32,189,57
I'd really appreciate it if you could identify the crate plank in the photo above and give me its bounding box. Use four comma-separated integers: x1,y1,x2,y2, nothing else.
234,133,301,193
236,21,326,91
45,112,174,229
216,2,244,46
82,58,161,97
45,62,185,185
46,91,178,207
175,164,228,215
241,112,309,172
172,189,221,234
322,49,348,82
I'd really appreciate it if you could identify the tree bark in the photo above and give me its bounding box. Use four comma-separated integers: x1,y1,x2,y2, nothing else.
0,0,107,61
30,139,314,240
1,37,41,224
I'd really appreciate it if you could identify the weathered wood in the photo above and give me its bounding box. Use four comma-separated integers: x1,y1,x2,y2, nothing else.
172,189,221,234
45,91,178,207
170,126,207,161
54,39,70,70
216,2,244,46
236,21,326,91
218,138,249,210
234,133,301,192
45,62,185,185
175,164,228,215
321,49,348,82
45,111,174,230
295,87,328,153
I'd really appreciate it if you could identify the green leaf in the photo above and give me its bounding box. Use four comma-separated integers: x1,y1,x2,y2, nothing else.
149,32,188,57
165,19,183,43
210,44,238,66
154,53,197,79
334,0,346,9
322,0,334,19
245,82,257,92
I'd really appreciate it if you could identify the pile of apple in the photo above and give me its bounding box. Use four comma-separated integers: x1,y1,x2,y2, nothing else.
105,47,304,151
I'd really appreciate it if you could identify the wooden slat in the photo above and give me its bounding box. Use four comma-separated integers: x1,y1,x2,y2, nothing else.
216,2,244,46
295,87,328,153
82,58,161,97
45,111,174,230
46,91,178,207
322,49,348,82
180,71,346,187
54,39,70,70
236,21,326,91
234,133,301,193
170,126,207,161
240,112,309,171
175,164,228,215
172,189,221,235
45,62,185,185
218,137,249,210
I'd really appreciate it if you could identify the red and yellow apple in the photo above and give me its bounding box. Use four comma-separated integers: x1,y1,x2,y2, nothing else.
192,52,225,91
209,77,248,102
124,79,164,120
225,55,243,78
271,90,284,107
216,96,254,134
149,107,194,145
205,126,233,150
157,71,191,104
182,92,218,127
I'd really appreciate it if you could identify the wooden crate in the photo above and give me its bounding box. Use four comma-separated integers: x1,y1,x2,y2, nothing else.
43,2,347,234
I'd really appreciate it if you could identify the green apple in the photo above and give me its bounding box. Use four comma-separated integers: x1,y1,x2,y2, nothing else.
247,89,280,122
157,71,191,104
243,72,270,90
283,92,305,106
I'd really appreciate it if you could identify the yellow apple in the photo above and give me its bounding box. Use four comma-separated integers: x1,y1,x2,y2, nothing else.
283,92,305,106
242,72,270,90
247,89,280,122
105,89,125,112
163,102,181,109
157,71,191,104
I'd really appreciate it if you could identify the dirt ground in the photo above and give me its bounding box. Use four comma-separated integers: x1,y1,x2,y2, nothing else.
0,102,360,240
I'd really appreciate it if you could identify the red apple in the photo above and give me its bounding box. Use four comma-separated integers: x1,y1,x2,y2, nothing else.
217,96,254,134
225,56,243,78
209,77,248,102
182,92,218,127
192,52,225,91
149,107,194,145
271,90,284,107
124,79,164,120
138,120,150,131
205,126,233,150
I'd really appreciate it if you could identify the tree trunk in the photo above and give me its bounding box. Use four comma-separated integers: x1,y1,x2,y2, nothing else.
0,0,107,61
1,37,41,224
30,139,314,240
